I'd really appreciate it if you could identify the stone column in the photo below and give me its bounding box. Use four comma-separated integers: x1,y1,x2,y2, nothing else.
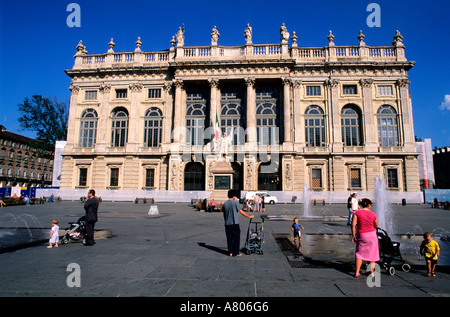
127,82,142,152
281,77,292,148
245,77,256,150
326,79,342,151
360,79,377,151
397,79,415,151
208,78,220,134
65,84,80,152
162,82,173,150
96,84,111,152
292,79,303,150
172,79,185,143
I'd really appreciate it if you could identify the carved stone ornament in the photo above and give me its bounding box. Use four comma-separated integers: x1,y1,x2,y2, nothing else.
392,30,404,47
359,78,374,87
135,37,142,52
396,78,410,88
129,82,143,92
291,31,298,46
244,77,255,87
75,40,86,55
108,38,115,53
99,84,111,92
325,78,340,88
358,30,366,46
327,30,335,46
69,84,80,93
173,79,184,89
208,78,220,88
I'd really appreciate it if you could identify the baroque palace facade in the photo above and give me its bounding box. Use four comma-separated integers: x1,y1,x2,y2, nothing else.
61,24,421,202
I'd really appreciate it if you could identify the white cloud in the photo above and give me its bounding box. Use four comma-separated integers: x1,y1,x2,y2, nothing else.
439,95,450,110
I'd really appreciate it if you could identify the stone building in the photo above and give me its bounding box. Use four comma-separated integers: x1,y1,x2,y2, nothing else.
0,125,54,188
61,25,421,202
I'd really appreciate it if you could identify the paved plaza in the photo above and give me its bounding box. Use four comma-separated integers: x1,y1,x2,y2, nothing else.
1,200,450,303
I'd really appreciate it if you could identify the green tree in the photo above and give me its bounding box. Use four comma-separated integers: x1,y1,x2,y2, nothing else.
17,95,68,145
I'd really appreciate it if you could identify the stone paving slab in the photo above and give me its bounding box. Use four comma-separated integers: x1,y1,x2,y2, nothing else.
0,201,449,307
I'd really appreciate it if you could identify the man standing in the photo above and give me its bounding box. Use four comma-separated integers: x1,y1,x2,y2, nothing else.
222,189,254,256
84,189,99,246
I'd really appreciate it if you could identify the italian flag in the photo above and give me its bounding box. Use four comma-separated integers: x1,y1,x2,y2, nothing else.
214,112,221,140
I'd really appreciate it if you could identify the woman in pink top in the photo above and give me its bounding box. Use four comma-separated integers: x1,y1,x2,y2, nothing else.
351,198,379,277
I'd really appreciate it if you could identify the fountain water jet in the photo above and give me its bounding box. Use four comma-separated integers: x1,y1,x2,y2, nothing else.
374,176,395,235
302,184,311,218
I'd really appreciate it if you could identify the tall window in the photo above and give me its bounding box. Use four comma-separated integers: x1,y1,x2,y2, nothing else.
110,168,119,187
311,168,322,190
111,108,129,147
341,105,362,146
186,104,206,145
256,87,279,145
387,168,399,189
144,107,163,147
305,105,325,147
350,168,361,188
186,88,208,146
145,168,155,188
79,168,87,186
377,105,399,146
79,109,98,147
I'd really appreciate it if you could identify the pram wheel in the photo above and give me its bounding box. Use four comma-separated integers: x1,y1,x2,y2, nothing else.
402,263,411,272
61,235,69,244
388,266,395,276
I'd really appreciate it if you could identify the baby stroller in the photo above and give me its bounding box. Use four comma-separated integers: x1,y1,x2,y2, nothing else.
60,216,86,245
243,217,264,255
377,228,411,275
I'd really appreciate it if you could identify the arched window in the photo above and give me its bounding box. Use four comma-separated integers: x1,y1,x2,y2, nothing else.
184,162,205,190
79,109,98,147
111,107,129,147
341,105,363,146
305,105,326,147
256,103,279,145
186,104,206,145
144,107,163,147
221,103,244,145
377,105,399,146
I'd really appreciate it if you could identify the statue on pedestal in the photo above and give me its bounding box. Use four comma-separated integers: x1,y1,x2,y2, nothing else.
176,24,185,46
280,23,289,43
244,23,252,44
211,26,220,45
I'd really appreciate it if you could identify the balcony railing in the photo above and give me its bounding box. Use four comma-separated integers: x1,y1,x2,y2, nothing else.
72,42,406,70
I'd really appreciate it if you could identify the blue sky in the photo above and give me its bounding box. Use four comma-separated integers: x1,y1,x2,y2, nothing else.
0,0,449,147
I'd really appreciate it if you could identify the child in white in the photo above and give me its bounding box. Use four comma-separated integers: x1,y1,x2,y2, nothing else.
48,219,59,248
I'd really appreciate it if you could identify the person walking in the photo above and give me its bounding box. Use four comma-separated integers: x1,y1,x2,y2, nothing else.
347,193,358,225
84,189,99,246
222,189,254,256
351,198,379,277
